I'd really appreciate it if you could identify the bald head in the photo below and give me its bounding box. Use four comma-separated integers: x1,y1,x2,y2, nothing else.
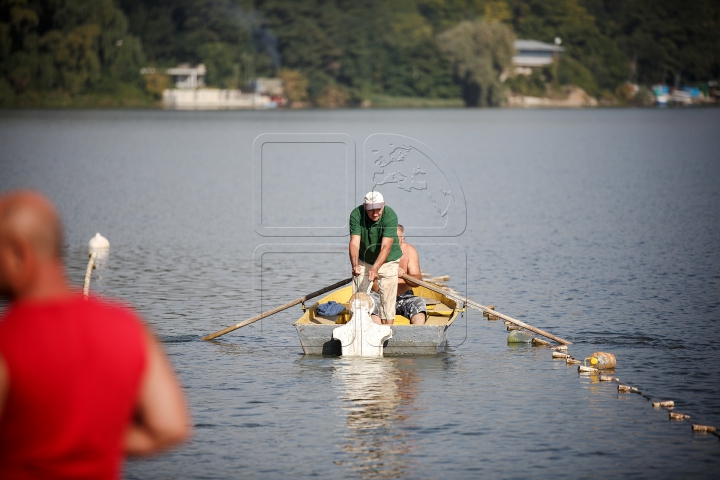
0,191,63,260
0,191,70,301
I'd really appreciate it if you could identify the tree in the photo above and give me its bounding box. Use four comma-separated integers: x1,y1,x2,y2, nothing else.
276,68,308,102
119,0,271,87
509,0,628,92
0,0,145,94
581,0,720,85
437,19,515,106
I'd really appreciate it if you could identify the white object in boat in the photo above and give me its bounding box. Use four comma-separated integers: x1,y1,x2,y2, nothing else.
333,292,392,356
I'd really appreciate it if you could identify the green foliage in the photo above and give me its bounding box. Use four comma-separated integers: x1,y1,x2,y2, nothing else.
509,0,628,91
0,75,14,105
580,0,720,84
0,0,145,98
143,71,169,99
0,0,717,107
437,19,515,106
119,0,269,87
276,68,308,102
484,1,513,23
370,94,464,108
198,42,241,89
258,0,460,105
505,70,545,96
557,55,598,96
315,84,348,108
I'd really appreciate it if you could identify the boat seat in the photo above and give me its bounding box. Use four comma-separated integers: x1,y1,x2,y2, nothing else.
311,315,340,325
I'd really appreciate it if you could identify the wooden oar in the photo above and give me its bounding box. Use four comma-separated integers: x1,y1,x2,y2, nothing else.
401,274,572,345
202,277,353,341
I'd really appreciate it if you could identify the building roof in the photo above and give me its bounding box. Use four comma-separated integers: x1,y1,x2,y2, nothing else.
514,40,564,53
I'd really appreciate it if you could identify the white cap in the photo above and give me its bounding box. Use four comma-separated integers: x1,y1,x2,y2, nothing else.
363,191,384,210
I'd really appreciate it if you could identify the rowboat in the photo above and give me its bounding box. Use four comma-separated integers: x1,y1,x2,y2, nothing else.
294,284,460,355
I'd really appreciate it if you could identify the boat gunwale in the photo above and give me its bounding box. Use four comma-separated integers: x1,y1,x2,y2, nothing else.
294,284,460,328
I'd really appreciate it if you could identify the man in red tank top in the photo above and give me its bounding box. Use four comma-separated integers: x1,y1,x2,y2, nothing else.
0,191,191,479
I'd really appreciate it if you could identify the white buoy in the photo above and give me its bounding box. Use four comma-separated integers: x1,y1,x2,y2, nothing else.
88,233,110,252
332,292,392,356
84,233,110,299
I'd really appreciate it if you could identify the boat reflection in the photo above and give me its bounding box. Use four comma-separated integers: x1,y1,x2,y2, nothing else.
333,358,420,479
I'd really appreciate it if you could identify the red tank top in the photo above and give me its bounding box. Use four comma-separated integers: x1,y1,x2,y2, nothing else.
0,295,146,480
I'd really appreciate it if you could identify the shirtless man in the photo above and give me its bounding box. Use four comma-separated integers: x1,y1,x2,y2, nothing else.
371,225,427,325
0,191,190,478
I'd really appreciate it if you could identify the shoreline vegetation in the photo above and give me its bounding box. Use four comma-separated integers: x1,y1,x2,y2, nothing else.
3,91,720,110
1,1,718,110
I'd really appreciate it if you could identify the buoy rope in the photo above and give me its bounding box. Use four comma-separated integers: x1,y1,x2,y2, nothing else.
82,251,97,300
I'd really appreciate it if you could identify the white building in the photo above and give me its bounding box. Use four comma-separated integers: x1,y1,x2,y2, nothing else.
141,63,279,109
165,64,206,89
252,78,284,96
162,89,275,110
513,40,564,75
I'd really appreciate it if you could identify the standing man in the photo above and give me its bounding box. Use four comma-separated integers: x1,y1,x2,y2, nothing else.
349,191,402,325
0,191,191,479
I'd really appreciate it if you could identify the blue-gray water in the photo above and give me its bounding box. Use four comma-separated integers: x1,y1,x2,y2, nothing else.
1,108,719,478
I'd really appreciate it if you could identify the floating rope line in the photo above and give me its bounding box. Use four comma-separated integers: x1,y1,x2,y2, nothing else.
422,271,719,441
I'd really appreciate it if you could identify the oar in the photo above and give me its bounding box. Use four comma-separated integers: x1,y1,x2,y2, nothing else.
401,274,572,345
202,277,353,341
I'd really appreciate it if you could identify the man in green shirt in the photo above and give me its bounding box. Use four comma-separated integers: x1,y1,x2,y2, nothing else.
349,191,403,324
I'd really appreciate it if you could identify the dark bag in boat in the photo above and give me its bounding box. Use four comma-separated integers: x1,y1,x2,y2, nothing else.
317,301,345,316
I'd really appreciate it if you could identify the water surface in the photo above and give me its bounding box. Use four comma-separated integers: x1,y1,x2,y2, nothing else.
1,108,719,478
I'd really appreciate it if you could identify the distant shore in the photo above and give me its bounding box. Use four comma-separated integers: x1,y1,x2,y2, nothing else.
1,90,717,110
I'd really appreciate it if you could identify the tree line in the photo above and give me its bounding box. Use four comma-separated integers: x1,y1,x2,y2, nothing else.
1,0,718,107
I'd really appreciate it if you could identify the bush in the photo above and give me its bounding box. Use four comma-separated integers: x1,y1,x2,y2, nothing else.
315,85,348,108
277,69,308,102
557,57,599,97
506,70,546,97
144,73,171,100
0,77,15,106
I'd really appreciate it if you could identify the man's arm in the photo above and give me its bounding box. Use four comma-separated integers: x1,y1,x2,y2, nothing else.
0,354,8,421
399,245,422,288
125,326,191,456
368,237,394,282
349,235,362,276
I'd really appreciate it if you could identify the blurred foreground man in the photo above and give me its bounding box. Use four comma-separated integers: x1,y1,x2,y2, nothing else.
0,191,190,480
349,191,402,324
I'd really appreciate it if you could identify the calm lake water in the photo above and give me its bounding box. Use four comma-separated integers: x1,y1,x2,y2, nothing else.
1,107,719,478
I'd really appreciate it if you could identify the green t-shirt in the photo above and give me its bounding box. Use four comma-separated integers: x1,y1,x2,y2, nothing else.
349,205,402,264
